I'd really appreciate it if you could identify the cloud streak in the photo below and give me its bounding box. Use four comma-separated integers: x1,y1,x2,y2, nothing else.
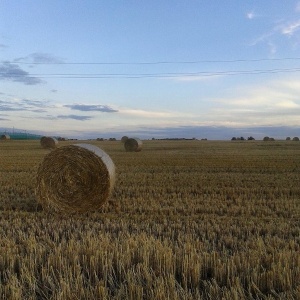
0,62,43,85
57,114,92,121
0,99,51,112
120,108,172,118
14,52,64,64
210,77,300,127
280,20,300,36
64,104,118,113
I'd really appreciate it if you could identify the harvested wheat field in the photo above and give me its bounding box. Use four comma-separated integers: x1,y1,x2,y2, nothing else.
0,139,299,299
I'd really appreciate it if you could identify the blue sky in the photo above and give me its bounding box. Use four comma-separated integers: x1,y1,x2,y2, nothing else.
1,1,300,139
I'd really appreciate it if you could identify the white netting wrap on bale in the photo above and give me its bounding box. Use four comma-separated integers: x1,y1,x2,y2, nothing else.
36,144,115,213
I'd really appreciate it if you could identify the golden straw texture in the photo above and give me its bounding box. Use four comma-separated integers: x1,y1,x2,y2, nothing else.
36,144,115,213
40,136,58,149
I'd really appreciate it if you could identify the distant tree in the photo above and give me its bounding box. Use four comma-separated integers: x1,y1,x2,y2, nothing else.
292,137,299,141
240,137,245,141
231,137,236,140
247,136,255,140
109,138,116,141
269,137,275,141
286,137,291,141
263,136,270,141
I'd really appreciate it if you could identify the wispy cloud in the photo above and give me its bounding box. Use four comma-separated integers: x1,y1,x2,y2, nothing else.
0,113,10,121
246,11,256,20
120,108,172,118
14,52,64,64
249,31,275,47
0,44,8,49
0,100,22,111
0,99,50,112
275,100,299,108
57,114,92,121
280,20,300,36
0,62,43,85
64,104,118,113
249,5,300,53
21,99,51,109
211,77,300,127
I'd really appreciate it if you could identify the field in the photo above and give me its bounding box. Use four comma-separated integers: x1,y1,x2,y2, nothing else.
0,139,299,299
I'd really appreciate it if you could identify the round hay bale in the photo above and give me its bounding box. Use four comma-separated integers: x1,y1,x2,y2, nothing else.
36,144,115,213
40,136,58,149
121,135,129,143
1,134,10,140
124,137,143,152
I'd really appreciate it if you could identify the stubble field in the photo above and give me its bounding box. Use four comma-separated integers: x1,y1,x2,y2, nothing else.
0,139,299,299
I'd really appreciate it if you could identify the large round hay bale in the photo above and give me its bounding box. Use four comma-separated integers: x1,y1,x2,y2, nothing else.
40,136,58,149
36,144,115,213
121,135,129,143
1,134,10,140
1,134,9,140
124,137,143,152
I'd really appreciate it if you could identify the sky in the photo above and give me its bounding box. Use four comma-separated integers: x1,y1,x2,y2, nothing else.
1,1,300,140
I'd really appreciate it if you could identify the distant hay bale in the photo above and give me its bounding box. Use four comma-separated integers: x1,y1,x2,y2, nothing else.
0,134,10,140
40,136,58,149
36,144,115,213
124,137,143,152
121,136,129,143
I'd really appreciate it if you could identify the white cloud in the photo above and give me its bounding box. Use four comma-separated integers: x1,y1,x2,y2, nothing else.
210,77,300,127
296,2,300,12
246,11,255,20
119,108,172,118
280,20,300,36
275,100,299,108
249,31,275,47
